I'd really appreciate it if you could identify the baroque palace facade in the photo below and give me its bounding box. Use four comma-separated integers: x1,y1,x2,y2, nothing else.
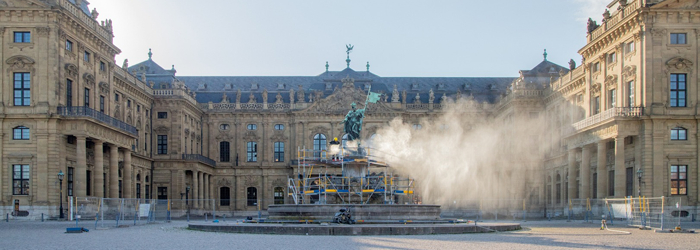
2,0,700,218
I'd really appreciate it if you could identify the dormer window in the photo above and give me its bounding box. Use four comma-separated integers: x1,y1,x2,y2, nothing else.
411,83,419,90
463,83,471,90
251,83,259,90
364,83,371,90
277,83,286,90
224,83,232,90
437,83,445,90
325,83,333,90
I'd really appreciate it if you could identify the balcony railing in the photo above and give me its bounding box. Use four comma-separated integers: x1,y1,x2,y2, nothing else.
57,106,138,136
182,154,216,167
571,107,643,132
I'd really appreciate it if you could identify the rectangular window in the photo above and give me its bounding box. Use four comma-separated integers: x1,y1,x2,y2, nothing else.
627,81,634,106
136,183,141,199
67,167,74,196
671,127,687,140
274,142,284,162
13,126,30,140
157,135,168,155
127,99,131,107
592,62,600,73
593,96,600,114
220,141,230,162
13,32,30,43
119,180,122,198
625,41,634,53
145,133,148,151
100,95,105,112
626,167,634,197
609,89,616,109
13,73,31,106
137,105,141,112
671,165,687,195
157,112,167,119
66,40,73,51
608,52,616,64
247,141,258,162
592,173,598,199
670,73,687,107
12,165,30,195
100,61,106,71
157,187,167,200
114,93,119,102
84,88,90,107
608,170,615,196
145,185,150,200
670,33,687,44
86,170,91,196
247,124,257,130
84,51,90,62
66,79,73,107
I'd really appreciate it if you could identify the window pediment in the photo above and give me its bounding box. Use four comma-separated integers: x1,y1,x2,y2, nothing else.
6,55,35,73
666,57,693,72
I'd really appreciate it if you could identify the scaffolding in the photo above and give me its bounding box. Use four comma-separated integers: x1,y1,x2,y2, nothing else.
288,145,415,205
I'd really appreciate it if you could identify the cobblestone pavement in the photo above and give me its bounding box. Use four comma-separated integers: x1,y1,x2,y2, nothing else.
1,220,698,249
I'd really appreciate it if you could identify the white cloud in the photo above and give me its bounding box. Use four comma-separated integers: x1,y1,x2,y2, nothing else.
573,0,610,22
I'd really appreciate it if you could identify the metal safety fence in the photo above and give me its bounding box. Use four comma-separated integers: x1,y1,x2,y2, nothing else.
69,197,281,229
568,196,691,230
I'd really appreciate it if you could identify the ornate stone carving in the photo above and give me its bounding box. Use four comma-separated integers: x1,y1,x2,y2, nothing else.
391,85,399,102
6,55,35,73
310,126,328,137
154,126,170,134
99,81,110,94
83,73,95,87
621,65,637,79
65,63,78,78
604,75,618,88
242,131,260,141
244,175,258,187
289,89,295,104
402,90,407,104
217,177,232,187
272,178,285,187
275,92,283,104
270,132,288,142
590,82,601,94
262,89,268,103
215,132,233,141
297,85,305,103
36,27,50,37
236,89,241,103
666,57,693,72
428,89,434,103
304,81,368,113
248,92,256,103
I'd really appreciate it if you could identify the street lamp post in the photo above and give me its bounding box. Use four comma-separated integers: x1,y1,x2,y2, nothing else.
186,186,190,213
636,168,643,197
58,170,65,219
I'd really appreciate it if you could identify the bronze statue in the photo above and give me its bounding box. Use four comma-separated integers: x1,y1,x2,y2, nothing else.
343,102,365,141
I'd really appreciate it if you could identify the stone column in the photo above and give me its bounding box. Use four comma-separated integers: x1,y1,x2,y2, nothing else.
561,169,567,206
75,136,87,197
198,172,204,208
550,171,556,207
192,171,199,208
568,148,577,202
597,140,608,198
109,146,119,198
614,135,626,197
580,145,591,199
202,173,207,209
123,149,132,198
94,140,104,198
140,171,146,200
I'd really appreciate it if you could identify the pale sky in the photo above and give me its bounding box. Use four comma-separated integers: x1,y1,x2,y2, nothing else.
88,0,610,77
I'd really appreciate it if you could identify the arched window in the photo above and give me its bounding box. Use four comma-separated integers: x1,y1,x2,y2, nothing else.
313,134,326,158
220,187,230,206
246,187,257,206
274,187,284,204
12,126,29,140
412,124,422,130
341,134,349,147
220,141,230,162
671,127,687,140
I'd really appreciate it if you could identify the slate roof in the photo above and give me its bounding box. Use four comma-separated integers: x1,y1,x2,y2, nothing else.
132,57,566,105
68,0,91,16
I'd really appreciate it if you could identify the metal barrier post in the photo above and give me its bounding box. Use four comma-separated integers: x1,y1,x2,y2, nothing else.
42,213,44,222
660,196,665,230
205,214,208,222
